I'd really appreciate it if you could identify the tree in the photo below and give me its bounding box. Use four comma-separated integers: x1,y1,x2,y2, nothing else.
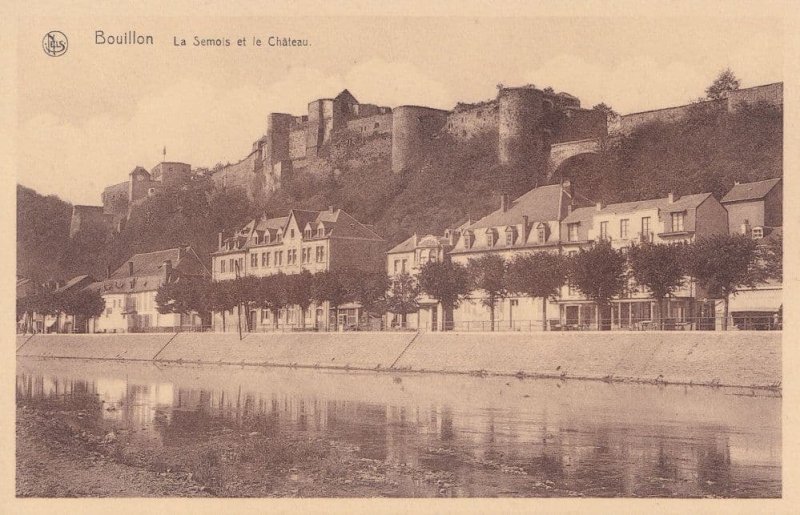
286,270,314,329
592,102,618,122
312,270,347,330
705,68,740,100
627,243,688,328
340,269,389,322
568,241,628,330
261,273,289,329
505,252,567,331
467,255,508,331
418,261,471,331
758,231,782,283
686,234,760,330
386,273,420,327
156,278,213,328
60,288,106,332
208,280,238,332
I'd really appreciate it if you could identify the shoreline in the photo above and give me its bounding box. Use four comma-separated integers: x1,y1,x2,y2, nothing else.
16,331,782,391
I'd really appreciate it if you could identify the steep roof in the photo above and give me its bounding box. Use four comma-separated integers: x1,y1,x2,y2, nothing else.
563,193,712,224
335,89,358,105
387,236,415,254
93,246,206,294
55,275,93,293
109,248,183,279
721,178,781,203
468,184,569,230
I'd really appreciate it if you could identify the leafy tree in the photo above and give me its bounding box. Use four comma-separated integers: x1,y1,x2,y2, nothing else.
261,273,289,329
386,273,420,327
208,280,238,332
340,269,389,320
686,234,760,329
312,270,347,329
156,278,213,327
505,252,567,331
627,243,688,328
592,102,618,121
758,231,782,283
467,255,508,331
418,261,471,331
568,241,628,330
60,289,106,332
705,68,740,100
287,270,314,329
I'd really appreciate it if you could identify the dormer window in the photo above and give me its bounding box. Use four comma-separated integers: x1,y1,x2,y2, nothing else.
486,229,497,247
318,227,325,237
304,228,312,239
464,231,474,248
264,233,270,244
504,227,516,246
536,223,547,243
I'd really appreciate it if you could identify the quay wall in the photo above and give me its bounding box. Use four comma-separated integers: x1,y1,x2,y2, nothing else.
15,331,781,389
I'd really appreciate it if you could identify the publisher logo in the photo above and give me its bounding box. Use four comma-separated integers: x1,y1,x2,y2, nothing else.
43,31,68,57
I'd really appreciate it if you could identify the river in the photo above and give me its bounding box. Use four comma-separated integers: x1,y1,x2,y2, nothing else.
16,357,781,497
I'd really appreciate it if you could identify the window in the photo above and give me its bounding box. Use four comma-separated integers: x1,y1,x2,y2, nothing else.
251,254,258,267
316,246,325,263
261,252,267,267
394,259,400,274
752,227,764,239
568,223,579,242
599,221,609,240
505,230,514,246
290,229,295,238
304,229,311,239
401,259,407,273
228,258,234,272
671,212,685,232
537,224,546,243
264,252,270,267
486,230,495,247
318,227,324,237
641,217,651,239
238,258,243,272
464,232,473,248
276,251,282,266
374,122,380,129
220,260,226,273
620,219,629,239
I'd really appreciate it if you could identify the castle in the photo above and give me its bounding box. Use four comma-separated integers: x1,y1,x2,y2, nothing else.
69,81,783,239
210,85,609,199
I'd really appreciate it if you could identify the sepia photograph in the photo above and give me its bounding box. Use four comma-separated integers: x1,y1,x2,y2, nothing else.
6,1,796,510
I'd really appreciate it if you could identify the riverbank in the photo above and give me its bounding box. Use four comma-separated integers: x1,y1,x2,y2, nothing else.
16,330,782,390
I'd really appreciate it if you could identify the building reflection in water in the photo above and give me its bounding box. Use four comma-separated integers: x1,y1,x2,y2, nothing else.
16,363,781,497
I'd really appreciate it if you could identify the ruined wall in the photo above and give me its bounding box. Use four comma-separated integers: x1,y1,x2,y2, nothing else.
554,109,607,143
289,128,307,160
726,83,783,111
346,113,393,138
445,102,499,140
391,106,449,172
211,151,262,198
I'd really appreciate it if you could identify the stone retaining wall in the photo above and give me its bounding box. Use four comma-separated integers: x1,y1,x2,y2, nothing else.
15,331,781,389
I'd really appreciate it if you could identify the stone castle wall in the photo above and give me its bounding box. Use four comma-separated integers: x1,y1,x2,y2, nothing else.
445,102,499,140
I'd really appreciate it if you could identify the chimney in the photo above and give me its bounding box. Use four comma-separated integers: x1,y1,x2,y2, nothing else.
127,261,134,276
106,265,112,279
218,232,223,249
163,260,172,280
741,219,751,236
412,233,418,247
500,193,509,212
734,180,740,186
668,192,675,204
329,205,335,214
596,202,603,212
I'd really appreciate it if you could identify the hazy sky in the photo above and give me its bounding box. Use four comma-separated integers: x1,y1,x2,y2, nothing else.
16,16,783,204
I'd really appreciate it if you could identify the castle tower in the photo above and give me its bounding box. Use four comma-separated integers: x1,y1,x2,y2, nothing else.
264,113,294,168
498,87,546,168
391,106,449,173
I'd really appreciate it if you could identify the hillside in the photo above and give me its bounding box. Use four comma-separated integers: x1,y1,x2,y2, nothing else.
18,100,782,281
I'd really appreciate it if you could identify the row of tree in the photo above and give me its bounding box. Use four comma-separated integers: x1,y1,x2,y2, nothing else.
409,234,780,330
17,288,105,333
155,269,390,331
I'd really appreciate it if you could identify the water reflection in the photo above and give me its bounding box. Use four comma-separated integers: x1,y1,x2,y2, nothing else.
16,358,780,498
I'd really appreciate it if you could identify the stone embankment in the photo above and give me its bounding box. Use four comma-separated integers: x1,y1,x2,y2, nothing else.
15,331,781,390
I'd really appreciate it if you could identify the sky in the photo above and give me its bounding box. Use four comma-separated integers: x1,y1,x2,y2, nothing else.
16,16,783,205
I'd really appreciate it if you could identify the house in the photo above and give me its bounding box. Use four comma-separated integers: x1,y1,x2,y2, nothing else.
559,192,729,330
212,207,386,331
88,246,209,333
385,221,470,329
447,181,591,330
721,178,782,237
722,178,783,329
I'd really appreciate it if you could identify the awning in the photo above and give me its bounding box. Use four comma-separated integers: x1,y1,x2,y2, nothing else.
729,288,782,313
